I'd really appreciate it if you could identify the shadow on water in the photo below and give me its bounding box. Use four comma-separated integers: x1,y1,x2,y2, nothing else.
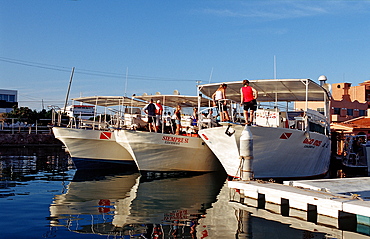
49,168,227,238
0,146,72,181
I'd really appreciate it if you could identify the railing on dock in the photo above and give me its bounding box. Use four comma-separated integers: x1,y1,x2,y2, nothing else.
0,118,52,134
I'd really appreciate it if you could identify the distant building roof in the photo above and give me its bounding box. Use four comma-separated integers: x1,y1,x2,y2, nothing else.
331,116,370,134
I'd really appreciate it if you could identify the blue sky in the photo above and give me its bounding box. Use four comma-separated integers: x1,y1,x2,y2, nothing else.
1,0,370,110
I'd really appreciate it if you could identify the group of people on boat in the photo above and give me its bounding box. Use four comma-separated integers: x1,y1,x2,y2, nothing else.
212,80,258,125
143,99,182,135
141,79,259,135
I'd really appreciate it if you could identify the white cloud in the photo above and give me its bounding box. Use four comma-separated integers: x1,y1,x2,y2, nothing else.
201,1,370,20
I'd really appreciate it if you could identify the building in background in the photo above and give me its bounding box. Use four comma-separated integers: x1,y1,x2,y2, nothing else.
330,82,369,122
0,89,18,113
295,79,369,123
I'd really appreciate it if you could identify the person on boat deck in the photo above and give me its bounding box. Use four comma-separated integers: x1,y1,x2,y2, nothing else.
143,99,159,132
240,79,258,125
207,108,218,127
165,112,172,126
164,112,172,133
174,105,182,135
191,107,198,126
212,83,230,122
155,100,163,132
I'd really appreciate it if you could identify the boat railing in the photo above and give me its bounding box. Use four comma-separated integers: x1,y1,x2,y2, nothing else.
198,100,330,135
199,99,243,128
53,109,126,131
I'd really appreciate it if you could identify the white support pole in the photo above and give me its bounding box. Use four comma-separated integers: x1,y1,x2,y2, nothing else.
240,125,254,180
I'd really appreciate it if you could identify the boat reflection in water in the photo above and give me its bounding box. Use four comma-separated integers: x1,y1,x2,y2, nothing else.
49,168,226,238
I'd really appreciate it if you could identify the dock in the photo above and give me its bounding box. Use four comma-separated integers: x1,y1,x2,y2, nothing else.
228,177,370,234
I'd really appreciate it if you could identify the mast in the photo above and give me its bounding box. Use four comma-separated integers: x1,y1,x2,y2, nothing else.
63,67,75,114
124,67,128,97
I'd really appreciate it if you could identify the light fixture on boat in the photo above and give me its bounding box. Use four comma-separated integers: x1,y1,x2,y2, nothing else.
318,75,327,86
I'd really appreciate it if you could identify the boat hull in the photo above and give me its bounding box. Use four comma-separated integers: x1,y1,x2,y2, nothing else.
52,127,134,168
115,130,222,172
199,125,331,179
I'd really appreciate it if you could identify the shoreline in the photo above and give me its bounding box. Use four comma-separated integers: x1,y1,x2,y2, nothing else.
0,132,62,146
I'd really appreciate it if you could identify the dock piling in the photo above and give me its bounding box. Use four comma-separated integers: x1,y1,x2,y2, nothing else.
239,125,253,180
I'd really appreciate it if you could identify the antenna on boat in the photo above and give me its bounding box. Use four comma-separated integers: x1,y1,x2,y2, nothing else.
63,67,75,114
124,67,128,97
273,55,277,79
209,67,213,84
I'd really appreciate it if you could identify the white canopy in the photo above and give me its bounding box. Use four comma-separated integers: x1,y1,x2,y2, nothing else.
71,95,211,108
198,79,330,102
71,96,147,107
133,95,211,108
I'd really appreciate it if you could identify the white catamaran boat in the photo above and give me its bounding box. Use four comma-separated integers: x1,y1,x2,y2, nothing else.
52,96,147,169
198,79,331,179
114,94,223,172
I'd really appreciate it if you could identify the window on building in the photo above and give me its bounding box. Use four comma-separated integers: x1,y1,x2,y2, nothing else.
317,108,324,113
347,109,353,116
8,95,15,102
0,94,15,102
360,110,366,116
366,91,370,101
333,108,340,115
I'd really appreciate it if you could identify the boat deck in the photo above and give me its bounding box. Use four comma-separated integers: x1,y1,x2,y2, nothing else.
285,177,370,200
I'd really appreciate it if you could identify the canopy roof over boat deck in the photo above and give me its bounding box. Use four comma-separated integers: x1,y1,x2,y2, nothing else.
134,95,211,108
71,96,147,108
198,79,330,102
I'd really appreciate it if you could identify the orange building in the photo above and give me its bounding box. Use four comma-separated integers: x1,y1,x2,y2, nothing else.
330,82,369,122
295,80,368,123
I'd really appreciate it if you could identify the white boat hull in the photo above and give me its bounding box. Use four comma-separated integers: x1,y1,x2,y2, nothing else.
115,130,222,172
52,127,134,165
199,125,331,179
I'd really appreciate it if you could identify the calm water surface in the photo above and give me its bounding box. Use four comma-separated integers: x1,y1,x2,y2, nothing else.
0,146,369,238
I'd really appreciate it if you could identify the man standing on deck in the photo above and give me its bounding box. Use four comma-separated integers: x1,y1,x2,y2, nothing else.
143,99,159,132
155,100,163,132
240,80,258,125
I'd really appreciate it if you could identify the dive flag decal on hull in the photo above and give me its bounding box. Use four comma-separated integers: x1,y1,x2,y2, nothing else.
100,132,112,140
280,132,292,139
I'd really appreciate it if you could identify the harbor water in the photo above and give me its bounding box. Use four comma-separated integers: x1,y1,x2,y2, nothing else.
1,146,369,238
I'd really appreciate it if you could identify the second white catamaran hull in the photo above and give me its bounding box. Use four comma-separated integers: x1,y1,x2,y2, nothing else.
115,130,223,172
199,125,331,179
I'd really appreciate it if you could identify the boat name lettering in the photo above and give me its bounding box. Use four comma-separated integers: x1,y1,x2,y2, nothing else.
162,136,189,144
302,138,322,146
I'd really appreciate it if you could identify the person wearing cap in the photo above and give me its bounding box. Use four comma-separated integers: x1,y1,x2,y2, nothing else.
240,80,258,125
155,100,163,132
